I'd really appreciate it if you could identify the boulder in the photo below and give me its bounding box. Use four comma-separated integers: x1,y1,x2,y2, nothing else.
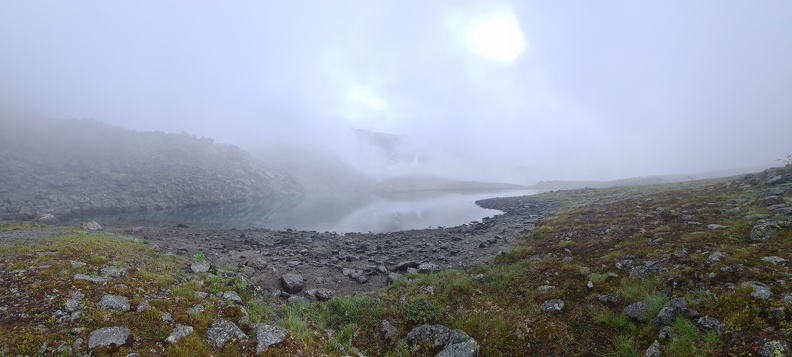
35,213,60,225
623,300,650,322
190,261,211,274
165,324,193,344
88,326,131,348
394,261,419,272
305,288,333,301
645,340,662,357
418,262,441,273
254,324,287,352
406,324,479,356
741,281,773,300
205,320,248,349
381,320,398,337
750,223,778,242
279,273,305,294
82,220,103,231
696,316,725,334
654,297,699,325
541,299,564,312
757,340,790,357
97,295,130,313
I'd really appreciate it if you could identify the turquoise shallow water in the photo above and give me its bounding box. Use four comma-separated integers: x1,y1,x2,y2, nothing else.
74,190,539,233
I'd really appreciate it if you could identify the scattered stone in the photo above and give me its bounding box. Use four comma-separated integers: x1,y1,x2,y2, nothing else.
69,260,86,268
205,320,248,349
386,272,404,285
97,295,130,313
165,324,193,344
248,257,268,270
393,261,420,272
35,214,60,225
82,221,103,231
418,262,441,273
136,300,152,312
100,266,126,278
761,256,788,265
769,307,786,320
536,285,555,291
623,300,650,322
406,325,479,357
88,326,131,349
73,274,109,284
645,340,662,357
305,288,333,301
597,292,621,304
190,261,210,274
654,297,699,326
254,324,287,353
696,316,725,334
342,268,369,284
473,274,485,283
541,299,564,312
222,291,243,304
763,196,781,206
381,320,398,337
758,340,790,357
420,285,435,295
280,273,305,294
750,223,778,242
742,281,773,300
287,296,311,305
587,281,594,289
658,326,677,340
705,252,729,265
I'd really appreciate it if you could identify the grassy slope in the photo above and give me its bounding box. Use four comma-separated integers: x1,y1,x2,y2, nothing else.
1,168,790,356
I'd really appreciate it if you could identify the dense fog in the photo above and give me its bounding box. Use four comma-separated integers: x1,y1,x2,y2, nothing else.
2,1,791,184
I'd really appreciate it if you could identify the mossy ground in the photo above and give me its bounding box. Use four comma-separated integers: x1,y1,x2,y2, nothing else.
1,172,790,356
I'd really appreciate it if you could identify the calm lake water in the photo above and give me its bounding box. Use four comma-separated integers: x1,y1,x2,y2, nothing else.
80,190,539,233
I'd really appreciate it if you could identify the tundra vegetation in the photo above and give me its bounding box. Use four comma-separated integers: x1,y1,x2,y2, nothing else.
0,166,790,356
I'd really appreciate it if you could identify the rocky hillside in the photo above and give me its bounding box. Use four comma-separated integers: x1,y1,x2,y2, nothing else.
0,114,302,221
0,166,789,356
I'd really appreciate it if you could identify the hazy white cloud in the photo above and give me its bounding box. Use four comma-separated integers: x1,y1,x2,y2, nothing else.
1,0,790,183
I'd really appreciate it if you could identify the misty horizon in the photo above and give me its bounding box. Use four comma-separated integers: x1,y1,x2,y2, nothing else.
2,1,791,183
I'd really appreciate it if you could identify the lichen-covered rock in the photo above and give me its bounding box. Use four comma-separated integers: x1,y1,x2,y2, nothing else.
82,221,103,230
654,297,699,326
541,299,564,312
645,340,662,357
190,261,210,274
205,320,248,349
750,223,778,242
88,326,131,348
406,325,479,356
757,340,790,357
254,324,287,352
97,294,130,313
165,324,193,344
696,316,725,334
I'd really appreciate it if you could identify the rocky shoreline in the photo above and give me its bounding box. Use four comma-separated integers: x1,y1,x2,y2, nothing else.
0,194,558,298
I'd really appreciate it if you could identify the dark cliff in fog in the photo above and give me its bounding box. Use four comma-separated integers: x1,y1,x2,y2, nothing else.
0,112,302,221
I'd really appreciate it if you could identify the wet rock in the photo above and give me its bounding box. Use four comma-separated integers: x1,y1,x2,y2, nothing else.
757,340,789,357
279,273,305,294
165,324,193,344
205,320,248,349
97,294,130,313
541,299,564,312
254,324,287,352
88,326,131,348
623,300,650,322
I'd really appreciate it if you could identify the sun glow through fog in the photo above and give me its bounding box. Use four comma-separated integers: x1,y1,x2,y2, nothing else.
467,10,526,62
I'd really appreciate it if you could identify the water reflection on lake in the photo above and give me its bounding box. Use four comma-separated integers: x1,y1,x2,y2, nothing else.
81,190,539,233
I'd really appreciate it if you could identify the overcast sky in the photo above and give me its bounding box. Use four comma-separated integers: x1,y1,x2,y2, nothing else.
1,1,791,182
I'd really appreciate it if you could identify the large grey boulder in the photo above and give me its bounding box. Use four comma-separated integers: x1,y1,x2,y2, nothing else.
35,214,60,225
254,324,287,352
407,325,479,357
742,281,773,300
280,273,305,294
97,295,130,313
88,326,131,348
205,320,248,349
190,261,211,274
